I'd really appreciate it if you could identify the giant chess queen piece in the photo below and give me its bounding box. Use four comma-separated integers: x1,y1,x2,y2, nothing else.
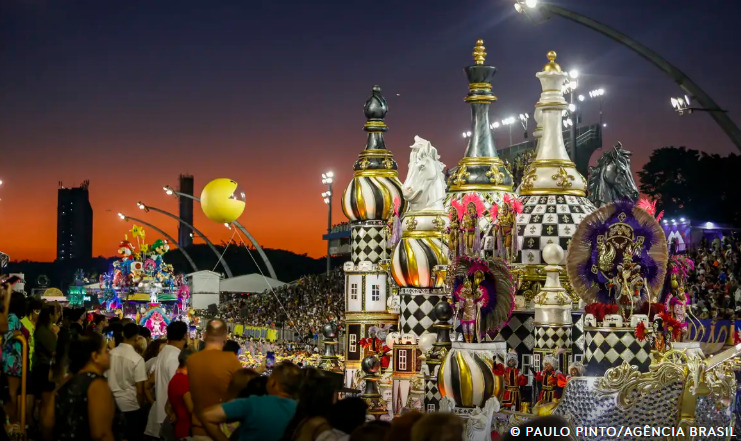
446,40,515,254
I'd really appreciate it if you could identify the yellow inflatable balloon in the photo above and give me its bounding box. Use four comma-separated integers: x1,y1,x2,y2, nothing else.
200,178,246,223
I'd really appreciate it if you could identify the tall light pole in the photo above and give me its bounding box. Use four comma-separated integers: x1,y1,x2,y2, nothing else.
519,113,530,139
563,69,579,160
163,185,278,280
321,171,334,276
588,88,606,126
137,201,233,278
514,0,741,153
117,213,199,272
501,116,516,146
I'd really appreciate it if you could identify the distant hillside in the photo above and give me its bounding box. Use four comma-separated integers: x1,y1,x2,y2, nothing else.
6,244,348,292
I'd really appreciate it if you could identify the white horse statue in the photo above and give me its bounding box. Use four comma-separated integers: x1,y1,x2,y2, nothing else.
402,136,447,212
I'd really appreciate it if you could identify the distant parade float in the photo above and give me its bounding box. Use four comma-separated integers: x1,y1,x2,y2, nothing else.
104,225,191,336
335,42,740,440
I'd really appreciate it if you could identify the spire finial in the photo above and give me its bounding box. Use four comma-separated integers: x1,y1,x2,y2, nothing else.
473,40,486,65
543,50,561,72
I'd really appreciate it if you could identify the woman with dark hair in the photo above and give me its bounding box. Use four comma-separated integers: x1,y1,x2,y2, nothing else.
280,369,338,441
34,302,62,437
54,333,122,441
1,292,28,427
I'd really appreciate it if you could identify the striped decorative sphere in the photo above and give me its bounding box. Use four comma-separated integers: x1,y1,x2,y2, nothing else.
342,175,405,221
438,343,501,408
390,212,449,288
391,237,448,288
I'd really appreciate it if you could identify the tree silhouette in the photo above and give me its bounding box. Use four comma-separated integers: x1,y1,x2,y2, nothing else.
638,146,741,224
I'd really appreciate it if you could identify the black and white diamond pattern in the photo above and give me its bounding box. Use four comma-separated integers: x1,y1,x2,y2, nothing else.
425,379,441,412
351,222,387,265
499,312,536,354
572,313,585,353
534,325,572,350
400,291,447,337
554,377,684,441
584,329,650,376
515,195,596,265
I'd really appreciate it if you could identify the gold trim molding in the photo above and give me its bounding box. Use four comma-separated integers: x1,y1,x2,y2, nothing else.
464,95,497,103
448,184,513,192
530,159,576,168
353,170,400,178
401,231,445,239
519,188,586,196
595,361,685,410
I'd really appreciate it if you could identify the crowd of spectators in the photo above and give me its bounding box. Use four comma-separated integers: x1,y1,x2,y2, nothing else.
687,234,741,320
5,299,545,441
214,270,345,340
506,150,536,189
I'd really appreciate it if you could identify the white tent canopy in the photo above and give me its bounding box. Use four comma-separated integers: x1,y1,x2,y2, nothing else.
219,273,286,293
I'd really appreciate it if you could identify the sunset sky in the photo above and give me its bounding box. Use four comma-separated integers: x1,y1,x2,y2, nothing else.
1,0,739,262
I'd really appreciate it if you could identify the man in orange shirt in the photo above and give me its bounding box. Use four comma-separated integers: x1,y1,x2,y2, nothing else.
187,318,242,441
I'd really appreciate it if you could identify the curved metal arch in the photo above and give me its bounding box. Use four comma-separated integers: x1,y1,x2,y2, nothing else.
139,203,234,278
165,189,278,280
120,214,199,273
531,2,741,153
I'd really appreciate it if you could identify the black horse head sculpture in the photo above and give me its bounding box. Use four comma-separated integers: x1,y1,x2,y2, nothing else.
588,142,640,207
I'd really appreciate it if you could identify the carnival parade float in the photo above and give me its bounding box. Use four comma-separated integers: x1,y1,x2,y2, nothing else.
334,41,740,440
103,225,191,336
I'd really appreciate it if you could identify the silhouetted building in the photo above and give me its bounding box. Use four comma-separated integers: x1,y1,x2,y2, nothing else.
57,181,93,261
178,174,194,248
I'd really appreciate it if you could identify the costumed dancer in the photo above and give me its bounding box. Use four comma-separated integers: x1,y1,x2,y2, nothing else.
493,350,527,411
454,277,488,343
534,354,565,408
387,197,403,249
561,361,584,386
447,203,462,260
460,193,485,257
662,256,694,342
493,194,522,262
649,316,667,355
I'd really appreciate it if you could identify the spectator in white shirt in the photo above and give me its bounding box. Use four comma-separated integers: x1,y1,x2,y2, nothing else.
144,321,189,438
108,323,148,441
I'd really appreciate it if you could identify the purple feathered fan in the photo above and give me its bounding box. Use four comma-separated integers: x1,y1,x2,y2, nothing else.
450,255,515,340
566,199,668,305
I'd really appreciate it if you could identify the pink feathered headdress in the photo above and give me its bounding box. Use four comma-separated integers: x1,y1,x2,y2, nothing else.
489,203,499,222
462,193,486,217
503,193,524,214
393,196,401,216
637,197,656,215
637,197,664,222
450,199,464,221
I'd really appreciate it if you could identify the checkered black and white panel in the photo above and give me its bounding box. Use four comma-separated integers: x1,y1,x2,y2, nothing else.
572,313,584,355
515,195,596,265
351,221,387,265
534,325,572,351
499,311,535,355
584,329,650,376
553,378,684,441
400,290,447,337
424,379,441,413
